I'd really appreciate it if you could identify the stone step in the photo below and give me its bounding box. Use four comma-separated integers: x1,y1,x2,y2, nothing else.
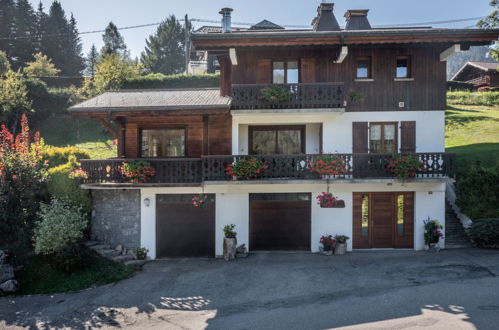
89,244,109,251
97,249,121,258
112,255,135,263
83,241,100,247
124,259,148,268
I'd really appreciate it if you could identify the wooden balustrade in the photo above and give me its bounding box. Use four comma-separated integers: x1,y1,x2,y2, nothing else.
79,153,455,184
231,83,345,110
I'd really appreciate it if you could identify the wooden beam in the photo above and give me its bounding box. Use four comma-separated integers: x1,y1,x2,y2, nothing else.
97,118,118,138
334,46,348,63
229,48,238,65
440,44,461,61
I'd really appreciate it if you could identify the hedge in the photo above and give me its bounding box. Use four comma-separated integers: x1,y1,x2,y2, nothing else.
122,73,220,89
24,78,76,118
467,219,499,249
447,91,499,106
447,81,474,92
43,146,91,168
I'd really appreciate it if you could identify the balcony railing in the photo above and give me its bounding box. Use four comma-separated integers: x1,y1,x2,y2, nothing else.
80,153,455,185
231,83,344,110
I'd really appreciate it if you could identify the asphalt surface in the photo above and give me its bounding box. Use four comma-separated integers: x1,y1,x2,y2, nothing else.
1,248,498,329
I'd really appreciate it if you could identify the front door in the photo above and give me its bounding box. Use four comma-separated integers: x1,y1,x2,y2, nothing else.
353,192,414,249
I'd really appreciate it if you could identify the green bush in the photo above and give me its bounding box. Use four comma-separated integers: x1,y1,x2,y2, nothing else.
455,163,499,219
122,73,220,89
43,146,90,168
467,219,499,249
25,78,75,118
447,81,475,91
447,91,499,106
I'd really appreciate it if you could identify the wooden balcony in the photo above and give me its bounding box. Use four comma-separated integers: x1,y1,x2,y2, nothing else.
231,83,345,110
80,153,455,185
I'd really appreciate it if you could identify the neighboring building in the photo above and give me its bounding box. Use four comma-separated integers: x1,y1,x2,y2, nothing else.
70,3,499,259
450,61,499,90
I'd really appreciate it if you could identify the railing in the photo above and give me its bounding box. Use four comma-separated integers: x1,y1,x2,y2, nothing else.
231,83,344,110
79,153,455,184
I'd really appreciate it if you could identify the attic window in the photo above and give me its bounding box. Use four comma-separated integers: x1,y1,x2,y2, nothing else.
396,56,411,78
356,57,371,79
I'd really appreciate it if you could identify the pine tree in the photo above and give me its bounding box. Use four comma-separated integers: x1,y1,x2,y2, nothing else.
34,2,48,54
140,15,190,75
0,0,16,63
85,44,99,77
68,13,85,75
10,0,38,69
478,0,499,60
101,22,127,57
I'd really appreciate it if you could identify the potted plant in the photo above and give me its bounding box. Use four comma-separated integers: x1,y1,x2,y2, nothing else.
319,235,336,255
308,154,347,178
334,234,349,255
225,157,269,180
260,85,293,104
424,218,444,251
316,192,345,208
134,247,149,260
388,154,423,181
192,194,208,208
223,224,237,261
119,160,156,183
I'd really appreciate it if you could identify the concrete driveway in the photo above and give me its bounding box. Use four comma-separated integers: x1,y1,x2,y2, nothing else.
1,249,499,329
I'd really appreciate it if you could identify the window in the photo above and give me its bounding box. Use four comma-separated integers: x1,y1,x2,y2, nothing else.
370,123,397,153
396,56,411,78
397,194,405,236
273,60,299,84
361,194,369,237
356,57,371,79
141,128,186,157
249,126,304,155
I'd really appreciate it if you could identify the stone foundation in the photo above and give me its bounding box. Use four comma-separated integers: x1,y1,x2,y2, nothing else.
91,189,141,249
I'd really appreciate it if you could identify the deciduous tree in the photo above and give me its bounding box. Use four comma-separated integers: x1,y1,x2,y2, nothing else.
94,53,140,92
23,52,61,77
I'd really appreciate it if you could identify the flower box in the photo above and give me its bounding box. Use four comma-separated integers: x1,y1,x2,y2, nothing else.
316,192,345,208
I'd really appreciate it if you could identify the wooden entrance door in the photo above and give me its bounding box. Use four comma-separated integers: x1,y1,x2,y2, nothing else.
353,192,414,249
156,194,215,258
249,193,311,250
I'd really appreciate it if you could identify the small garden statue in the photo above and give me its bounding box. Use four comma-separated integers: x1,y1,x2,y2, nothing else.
223,224,237,261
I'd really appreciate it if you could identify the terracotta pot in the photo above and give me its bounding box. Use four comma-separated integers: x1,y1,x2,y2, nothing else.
223,237,237,261
334,242,347,255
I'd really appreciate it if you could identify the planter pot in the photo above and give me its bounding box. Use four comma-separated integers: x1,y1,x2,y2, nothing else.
320,200,346,208
334,243,347,255
319,246,333,256
223,237,237,261
428,243,440,252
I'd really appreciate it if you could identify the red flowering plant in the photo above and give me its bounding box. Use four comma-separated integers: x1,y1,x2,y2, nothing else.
68,168,89,180
225,157,269,180
316,192,339,208
424,218,444,245
192,194,208,208
308,154,347,178
119,160,156,183
320,234,336,251
388,154,423,180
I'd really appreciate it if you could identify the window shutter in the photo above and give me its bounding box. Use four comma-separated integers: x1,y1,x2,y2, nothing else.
400,121,416,153
352,122,369,153
300,58,316,83
256,59,272,84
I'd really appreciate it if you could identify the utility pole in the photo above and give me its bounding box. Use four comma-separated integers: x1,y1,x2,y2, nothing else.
184,14,190,74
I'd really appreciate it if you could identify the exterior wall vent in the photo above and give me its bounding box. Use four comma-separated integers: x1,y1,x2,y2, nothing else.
311,3,341,32
219,8,233,33
344,10,371,30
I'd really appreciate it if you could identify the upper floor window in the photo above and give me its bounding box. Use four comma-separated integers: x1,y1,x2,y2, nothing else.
273,61,299,84
141,128,186,157
396,56,411,78
370,122,397,153
249,125,304,155
356,57,371,79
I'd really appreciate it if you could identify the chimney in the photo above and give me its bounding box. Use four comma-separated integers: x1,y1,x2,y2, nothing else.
312,3,341,32
219,8,233,33
344,10,371,30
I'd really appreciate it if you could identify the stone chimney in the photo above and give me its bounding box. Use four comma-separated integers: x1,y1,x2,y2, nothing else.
219,8,233,33
312,3,341,32
344,10,371,30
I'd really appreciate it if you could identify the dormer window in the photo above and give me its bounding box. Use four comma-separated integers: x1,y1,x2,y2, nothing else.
356,57,371,79
396,56,411,78
273,60,299,84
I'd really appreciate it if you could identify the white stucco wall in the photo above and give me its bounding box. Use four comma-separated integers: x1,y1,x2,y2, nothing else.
215,193,249,256
414,191,446,250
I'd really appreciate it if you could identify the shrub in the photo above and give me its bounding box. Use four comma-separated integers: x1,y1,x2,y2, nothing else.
423,218,444,245
260,85,292,103
122,73,220,89
447,91,499,106
447,81,474,91
467,218,499,249
455,163,499,219
24,78,76,119
34,199,88,256
43,146,90,168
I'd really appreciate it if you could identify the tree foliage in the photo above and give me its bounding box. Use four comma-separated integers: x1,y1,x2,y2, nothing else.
101,22,127,57
478,0,499,60
85,44,99,78
23,52,61,77
94,53,140,92
0,70,32,132
0,50,11,76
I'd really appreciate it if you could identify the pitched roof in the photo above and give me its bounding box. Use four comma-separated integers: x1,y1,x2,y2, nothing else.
450,61,499,81
249,19,284,30
69,88,231,113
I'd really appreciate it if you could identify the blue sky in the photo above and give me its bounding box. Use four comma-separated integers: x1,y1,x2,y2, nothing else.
31,0,493,58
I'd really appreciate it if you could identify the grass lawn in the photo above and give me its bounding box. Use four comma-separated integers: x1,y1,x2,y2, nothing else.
34,114,116,159
445,104,499,174
16,250,135,295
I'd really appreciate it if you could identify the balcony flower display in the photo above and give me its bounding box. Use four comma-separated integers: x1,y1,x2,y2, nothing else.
260,85,293,103
68,168,88,180
308,154,347,178
192,194,208,208
119,160,156,183
225,157,269,180
316,192,345,208
388,154,423,180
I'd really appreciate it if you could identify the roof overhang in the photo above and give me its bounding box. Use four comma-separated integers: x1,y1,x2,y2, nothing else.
70,106,230,118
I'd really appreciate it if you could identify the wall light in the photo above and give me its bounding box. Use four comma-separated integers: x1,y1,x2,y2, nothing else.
143,198,151,207
428,191,433,195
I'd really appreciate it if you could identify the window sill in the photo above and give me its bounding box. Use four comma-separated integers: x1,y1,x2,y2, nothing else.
394,78,415,82
354,78,374,82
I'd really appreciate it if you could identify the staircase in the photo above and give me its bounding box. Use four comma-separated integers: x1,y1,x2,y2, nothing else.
84,241,148,267
445,200,472,248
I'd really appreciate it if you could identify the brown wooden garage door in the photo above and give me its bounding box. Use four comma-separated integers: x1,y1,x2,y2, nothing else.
156,194,215,258
250,193,311,250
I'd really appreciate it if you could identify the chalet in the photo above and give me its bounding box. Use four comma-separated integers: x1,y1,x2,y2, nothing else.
69,3,499,259
450,61,499,90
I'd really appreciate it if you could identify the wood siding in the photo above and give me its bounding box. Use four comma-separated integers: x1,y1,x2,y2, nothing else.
230,46,447,111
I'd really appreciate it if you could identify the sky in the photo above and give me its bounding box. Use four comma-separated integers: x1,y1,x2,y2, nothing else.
30,0,494,59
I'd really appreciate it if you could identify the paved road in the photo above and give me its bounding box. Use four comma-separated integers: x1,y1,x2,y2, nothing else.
1,249,499,329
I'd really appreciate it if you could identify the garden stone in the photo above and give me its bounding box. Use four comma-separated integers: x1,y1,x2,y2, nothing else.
0,264,15,282
0,250,6,264
83,241,100,248
0,279,19,293
115,244,123,252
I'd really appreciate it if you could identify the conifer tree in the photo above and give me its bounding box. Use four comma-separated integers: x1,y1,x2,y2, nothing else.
11,0,38,69
85,44,99,78
0,0,16,63
101,22,127,57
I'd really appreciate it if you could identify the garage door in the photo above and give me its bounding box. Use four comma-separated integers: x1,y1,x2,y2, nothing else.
250,193,311,250
156,194,215,258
